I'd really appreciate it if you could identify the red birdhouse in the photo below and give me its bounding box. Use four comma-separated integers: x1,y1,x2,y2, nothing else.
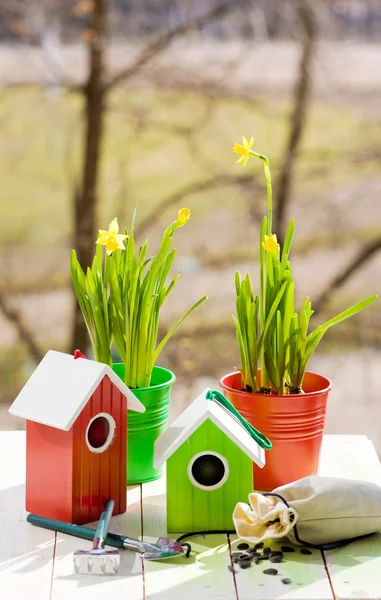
9,350,145,525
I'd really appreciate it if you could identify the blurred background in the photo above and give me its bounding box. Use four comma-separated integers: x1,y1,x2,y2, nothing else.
1,0,380,453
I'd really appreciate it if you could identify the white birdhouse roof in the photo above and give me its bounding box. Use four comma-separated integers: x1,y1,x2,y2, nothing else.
8,350,145,431
154,388,266,469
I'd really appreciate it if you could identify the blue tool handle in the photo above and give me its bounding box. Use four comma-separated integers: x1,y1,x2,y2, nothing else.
27,510,125,549
92,499,114,550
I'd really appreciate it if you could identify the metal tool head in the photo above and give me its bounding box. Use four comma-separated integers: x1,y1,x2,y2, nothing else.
140,537,186,561
73,548,120,574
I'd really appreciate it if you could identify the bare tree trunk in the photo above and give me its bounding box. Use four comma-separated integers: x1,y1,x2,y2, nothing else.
274,0,317,247
69,0,237,354
70,0,107,353
0,295,43,364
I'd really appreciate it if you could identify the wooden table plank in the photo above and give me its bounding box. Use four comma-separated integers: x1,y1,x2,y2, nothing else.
0,431,55,600
2,432,381,600
140,475,334,600
319,436,381,600
141,476,238,600
50,484,144,599
318,435,381,483
231,536,334,600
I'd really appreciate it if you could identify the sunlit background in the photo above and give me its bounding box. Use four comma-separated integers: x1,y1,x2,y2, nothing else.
1,0,380,453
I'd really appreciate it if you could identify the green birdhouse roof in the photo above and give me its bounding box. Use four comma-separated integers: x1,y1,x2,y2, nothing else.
154,388,266,469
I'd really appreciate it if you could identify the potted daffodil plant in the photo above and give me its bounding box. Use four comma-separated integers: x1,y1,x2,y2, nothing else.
71,208,207,484
220,136,377,491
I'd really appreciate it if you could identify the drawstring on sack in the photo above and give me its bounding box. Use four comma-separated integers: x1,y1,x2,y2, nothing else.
263,492,376,550
176,530,236,558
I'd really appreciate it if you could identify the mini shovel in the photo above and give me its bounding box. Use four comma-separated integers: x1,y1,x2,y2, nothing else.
73,499,120,574
27,513,186,560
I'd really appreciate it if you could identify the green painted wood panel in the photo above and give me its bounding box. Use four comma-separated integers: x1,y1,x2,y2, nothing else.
166,418,254,532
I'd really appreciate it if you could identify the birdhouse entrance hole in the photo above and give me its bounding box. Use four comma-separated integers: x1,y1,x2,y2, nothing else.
188,451,229,491
86,413,116,454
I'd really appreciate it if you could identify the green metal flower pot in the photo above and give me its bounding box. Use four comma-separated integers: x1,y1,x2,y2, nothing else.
112,364,175,484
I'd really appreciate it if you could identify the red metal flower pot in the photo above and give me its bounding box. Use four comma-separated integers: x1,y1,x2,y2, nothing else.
220,370,332,491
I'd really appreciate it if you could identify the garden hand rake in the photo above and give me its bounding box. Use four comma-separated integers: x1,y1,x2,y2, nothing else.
73,499,120,575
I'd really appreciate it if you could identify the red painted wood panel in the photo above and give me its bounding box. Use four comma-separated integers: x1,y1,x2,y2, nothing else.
72,401,91,524
100,377,112,512
88,381,102,523
71,375,127,524
26,420,74,522
114,379,127,514
109,376,121,511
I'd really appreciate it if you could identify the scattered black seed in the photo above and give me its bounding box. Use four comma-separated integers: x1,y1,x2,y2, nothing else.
281,545,295,553
248,549,260,556
253,557,261,565
270,551,283,558
238,553,250,560
281,577,292,585
270,555,283,563
254,542,264,549
240,561,252,569
237,543,250,550
227,565,236,574
263,568,278,576
263,547,272,555
300,548,312,555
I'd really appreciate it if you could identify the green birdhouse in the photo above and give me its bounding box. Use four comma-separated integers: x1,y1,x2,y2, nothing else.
154,388,270,533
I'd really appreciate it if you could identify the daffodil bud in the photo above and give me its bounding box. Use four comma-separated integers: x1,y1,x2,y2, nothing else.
177,207,190,223
262,234,278,254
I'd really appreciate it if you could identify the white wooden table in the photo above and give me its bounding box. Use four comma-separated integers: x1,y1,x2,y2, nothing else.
1,432,381,600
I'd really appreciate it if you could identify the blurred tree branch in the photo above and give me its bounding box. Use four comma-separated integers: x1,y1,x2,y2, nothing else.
313,236,381,314
274,0,317,247
136,173,255,238
0,295,43,364
105,0,238,91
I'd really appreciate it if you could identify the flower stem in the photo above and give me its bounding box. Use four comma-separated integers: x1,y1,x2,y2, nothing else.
249,151,272,234
264,159,272,236
249,150,273,389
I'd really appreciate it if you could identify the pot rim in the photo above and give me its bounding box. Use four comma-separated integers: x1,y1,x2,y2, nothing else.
113,363,176,392
220,370,333,398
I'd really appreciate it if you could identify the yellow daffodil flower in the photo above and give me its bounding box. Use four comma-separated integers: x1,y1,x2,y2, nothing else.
96,217,127,255
178,207,191,223
233,136,254,167
262,233,278,253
